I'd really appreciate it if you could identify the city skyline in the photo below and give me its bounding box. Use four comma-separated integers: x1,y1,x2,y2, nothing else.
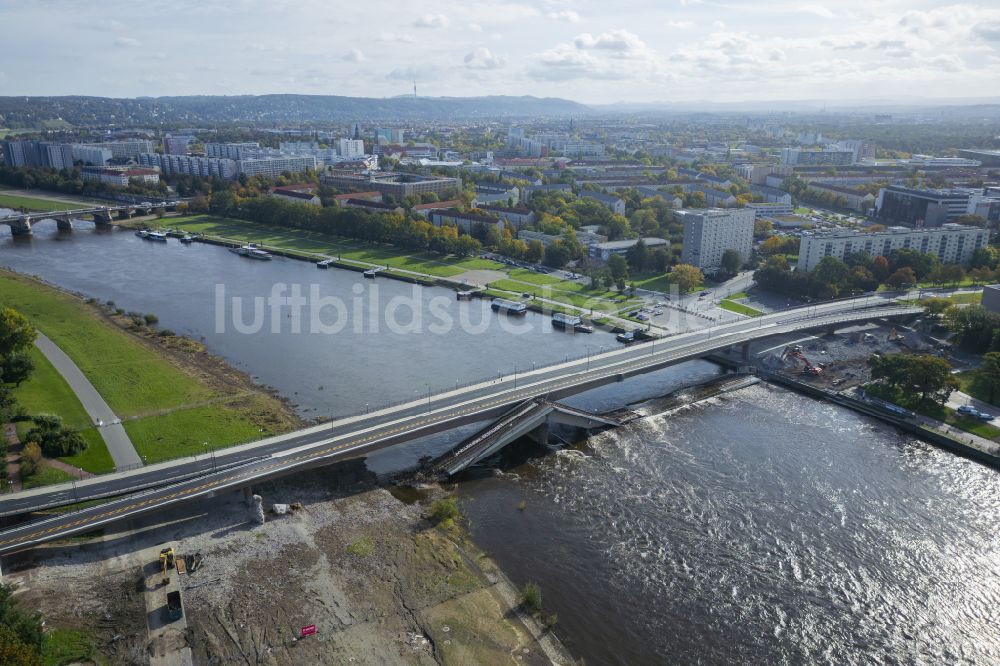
1,0,999,103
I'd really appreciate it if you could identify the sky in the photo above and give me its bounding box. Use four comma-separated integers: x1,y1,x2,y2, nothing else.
1,0,999,104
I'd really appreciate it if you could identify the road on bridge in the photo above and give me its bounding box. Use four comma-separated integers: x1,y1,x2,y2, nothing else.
0,296,921,556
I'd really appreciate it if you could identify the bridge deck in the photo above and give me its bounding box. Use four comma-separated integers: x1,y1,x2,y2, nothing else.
0,298,921,555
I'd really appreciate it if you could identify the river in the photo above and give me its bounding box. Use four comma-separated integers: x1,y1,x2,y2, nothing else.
3,219,1000,664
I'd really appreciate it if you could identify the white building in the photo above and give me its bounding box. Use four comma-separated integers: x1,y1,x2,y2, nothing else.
72,144,112,166
138,153,239,179
205,142,261,160
589,237,669,262
780,148,855,167
677,207,756,271
796,224,990,272
237,156,318,179
96,140,155,160
81,166,159,187
338,139,365,159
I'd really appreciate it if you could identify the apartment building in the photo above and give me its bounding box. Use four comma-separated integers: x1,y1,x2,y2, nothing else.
796,224,990,271
677,207,756,271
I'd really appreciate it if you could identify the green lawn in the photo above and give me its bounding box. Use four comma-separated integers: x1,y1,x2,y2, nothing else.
0,193,78,212
167,215,505,278
948,415,1000,440
12,347,94,430
1,270,294,467
719,299,764,317
124,401,275,463
955,371,999,408
0,271,214,417
22,463,77,489
11,348,115,474
42,628,97,666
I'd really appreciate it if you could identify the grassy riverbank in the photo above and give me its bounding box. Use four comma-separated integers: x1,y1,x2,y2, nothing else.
0,192,78,212
11,347,115,474
163,214,506,278
157,213,646,315
0,270,302,472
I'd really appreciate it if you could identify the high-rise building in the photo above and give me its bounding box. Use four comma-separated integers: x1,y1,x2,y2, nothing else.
138,153,239,179
236,156,317,179
338,139,365,159
677,207,756,271
72,144,113,166
2,140,74,169
204,142,261,160
796,225,989,271
163,134,196,155
780,148,855,166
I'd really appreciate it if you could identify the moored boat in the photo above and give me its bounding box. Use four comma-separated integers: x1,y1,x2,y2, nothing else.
552,312,582,329
491,298,528,315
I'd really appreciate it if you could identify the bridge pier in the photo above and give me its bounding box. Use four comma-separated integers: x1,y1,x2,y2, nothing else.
115,209,133,221
92,211,114,226
741,342,751,361
8,219,32,236
55,215,73,232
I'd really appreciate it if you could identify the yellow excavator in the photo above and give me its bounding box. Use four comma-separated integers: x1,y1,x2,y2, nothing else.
159,547,175,586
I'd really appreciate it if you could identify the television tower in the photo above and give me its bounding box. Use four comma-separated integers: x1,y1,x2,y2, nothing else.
413,79,417,99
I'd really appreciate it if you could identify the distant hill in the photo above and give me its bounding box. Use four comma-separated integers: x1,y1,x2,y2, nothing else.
0,94,594,128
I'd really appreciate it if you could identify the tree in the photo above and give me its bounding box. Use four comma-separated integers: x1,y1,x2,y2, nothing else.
652,248,671,273
625,239,649,273
19,442,41,478
25,416,86,458
0,353,34,387
0,584,43,661
920,297,953,316
525,239,544,264
0,623,41,666
885,267,916,289
607,254,629,281
869,353,958,405
0,308,36,361
944,305,1000,353
669,264,704,293
970,353,1000,405
872,255,890,282
720,249,742,277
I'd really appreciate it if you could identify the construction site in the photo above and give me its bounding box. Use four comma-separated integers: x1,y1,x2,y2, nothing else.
3,459,571,665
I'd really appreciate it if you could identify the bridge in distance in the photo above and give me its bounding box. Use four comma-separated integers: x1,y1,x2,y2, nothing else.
0,296,922,556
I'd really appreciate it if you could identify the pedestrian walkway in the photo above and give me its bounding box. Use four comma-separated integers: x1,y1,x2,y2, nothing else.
34,333,143,469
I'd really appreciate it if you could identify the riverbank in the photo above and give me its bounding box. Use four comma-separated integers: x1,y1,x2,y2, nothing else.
5,462,574,665
142,213,649,329
0,269,302,471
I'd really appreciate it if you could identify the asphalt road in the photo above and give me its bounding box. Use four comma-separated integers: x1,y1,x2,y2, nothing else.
34,333,142,469
0,297,921,555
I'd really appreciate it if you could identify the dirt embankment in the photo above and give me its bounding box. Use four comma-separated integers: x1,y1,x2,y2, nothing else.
9,462,572,665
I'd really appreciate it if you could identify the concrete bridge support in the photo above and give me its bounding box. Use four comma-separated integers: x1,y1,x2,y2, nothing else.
8,219,32,236
115,209,133,221
92,210,114,226
54,215,73,232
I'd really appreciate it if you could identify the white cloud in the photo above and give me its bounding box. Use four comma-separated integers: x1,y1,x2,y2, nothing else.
114,36,140,47
464,47,505,69
469,23,484,32
387,64,441,81
546,10,580,23
414,13,449,29
378,31,415,43
343,48,365,63
574,29,647,53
